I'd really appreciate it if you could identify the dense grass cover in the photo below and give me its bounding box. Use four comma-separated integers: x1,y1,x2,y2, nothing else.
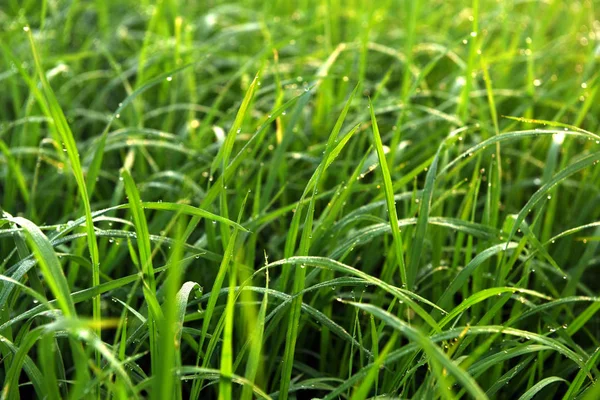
1,0,600,398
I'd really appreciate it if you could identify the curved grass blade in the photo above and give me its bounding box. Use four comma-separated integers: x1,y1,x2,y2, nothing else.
518,377,566,400
266,256,443,331
175,366,271,399
436,242,519,308
505,152,600,250
5,215,75,317
562,346,600,400
241,271,269,400
25,26,101,354
408,140,444,287
351,333,398,400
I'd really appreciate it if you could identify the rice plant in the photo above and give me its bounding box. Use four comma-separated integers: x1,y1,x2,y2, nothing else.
1,0,599,398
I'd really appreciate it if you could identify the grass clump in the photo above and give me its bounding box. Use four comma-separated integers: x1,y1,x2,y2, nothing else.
1,0,600,399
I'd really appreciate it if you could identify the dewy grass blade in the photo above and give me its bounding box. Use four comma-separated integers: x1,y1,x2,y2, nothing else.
505,152,600,249
279,86,358,400
518,377,566,400
408,141,443,288
121,169,163,377
142,202,248,232
219,194,247,399
561,346,600,400
190,205,245,398
155,217,187,400
351,333,398,400
211,73,259,175
5,215,75,317
266,256,443,331
25,26,101,360
241,270,269,400
368,98,407,288
348,301,488,399
3,4,600,399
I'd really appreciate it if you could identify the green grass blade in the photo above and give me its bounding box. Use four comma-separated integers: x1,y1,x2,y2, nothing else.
25,25,101,357
121,169,163,378
5,215,75,317
518,377,567,400
368,98,407,287
348,301,488,399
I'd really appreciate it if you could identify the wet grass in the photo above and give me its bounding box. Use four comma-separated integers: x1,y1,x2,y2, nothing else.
1,0,600,399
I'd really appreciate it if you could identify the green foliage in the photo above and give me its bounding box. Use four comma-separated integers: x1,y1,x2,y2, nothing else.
1,0,599,399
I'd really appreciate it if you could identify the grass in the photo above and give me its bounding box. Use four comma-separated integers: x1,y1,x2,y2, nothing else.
1,0,600,398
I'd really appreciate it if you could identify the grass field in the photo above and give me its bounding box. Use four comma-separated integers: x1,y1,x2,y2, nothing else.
1,0,600,398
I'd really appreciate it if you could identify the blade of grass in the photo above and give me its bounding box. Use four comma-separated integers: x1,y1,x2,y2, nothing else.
368,98,407,287
25,26,101,364
121,169,163,378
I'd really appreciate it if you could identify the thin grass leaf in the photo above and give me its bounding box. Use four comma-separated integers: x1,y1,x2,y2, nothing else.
368,98,407,287
121,169,163,377
518,377,567,400
347,301,488,399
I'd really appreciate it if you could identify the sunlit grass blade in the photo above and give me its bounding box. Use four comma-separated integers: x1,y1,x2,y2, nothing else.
368,98,407,287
